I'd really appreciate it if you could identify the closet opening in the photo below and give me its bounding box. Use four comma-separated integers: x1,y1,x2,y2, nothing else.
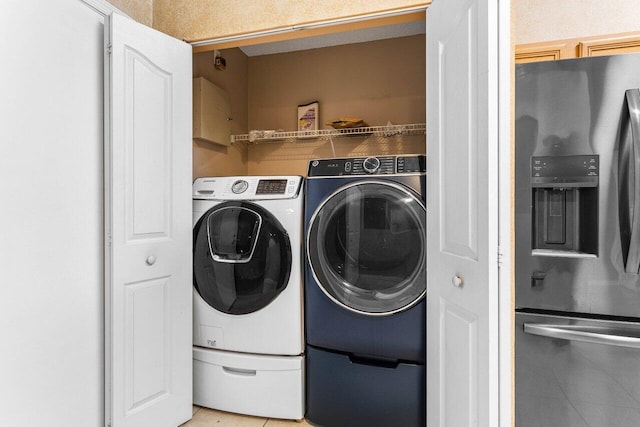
190,9,427,179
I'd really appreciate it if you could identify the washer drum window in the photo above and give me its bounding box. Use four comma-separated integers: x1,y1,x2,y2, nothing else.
193,201,292,315
307,182,426,315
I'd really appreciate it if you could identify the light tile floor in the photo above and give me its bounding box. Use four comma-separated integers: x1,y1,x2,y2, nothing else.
182,406,314,426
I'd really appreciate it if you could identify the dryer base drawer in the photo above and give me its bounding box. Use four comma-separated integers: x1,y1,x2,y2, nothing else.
193,347,304,420
306,345,425,427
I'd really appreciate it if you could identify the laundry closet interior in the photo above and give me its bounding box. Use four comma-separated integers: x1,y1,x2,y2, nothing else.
188,16,428,426
190,18,426,179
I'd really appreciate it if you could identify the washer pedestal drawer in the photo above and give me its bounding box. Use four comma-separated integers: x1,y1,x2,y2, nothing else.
306,345,425,427
193,347,304,420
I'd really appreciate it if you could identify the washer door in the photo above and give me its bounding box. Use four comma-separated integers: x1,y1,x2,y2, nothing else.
307,181,426,315
193,201,292,315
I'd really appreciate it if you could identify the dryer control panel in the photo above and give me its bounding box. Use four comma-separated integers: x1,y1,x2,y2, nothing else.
308,155,426,177
193,176,302,200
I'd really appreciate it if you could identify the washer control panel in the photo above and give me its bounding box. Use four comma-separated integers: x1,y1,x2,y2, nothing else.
308,155,426,177
193,176,302,200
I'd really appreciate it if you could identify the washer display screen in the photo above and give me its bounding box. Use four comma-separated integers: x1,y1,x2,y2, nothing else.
256,179,288,195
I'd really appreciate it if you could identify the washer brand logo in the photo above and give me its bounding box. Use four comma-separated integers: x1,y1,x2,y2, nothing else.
207,339,218,347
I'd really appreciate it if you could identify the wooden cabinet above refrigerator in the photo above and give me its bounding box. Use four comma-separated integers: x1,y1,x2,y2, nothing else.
515,30,640,63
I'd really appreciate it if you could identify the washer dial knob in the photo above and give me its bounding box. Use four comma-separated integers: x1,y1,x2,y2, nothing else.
363,157,381,174
231,179,249,194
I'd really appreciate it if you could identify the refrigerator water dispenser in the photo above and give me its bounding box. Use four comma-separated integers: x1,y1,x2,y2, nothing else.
531,155,599,257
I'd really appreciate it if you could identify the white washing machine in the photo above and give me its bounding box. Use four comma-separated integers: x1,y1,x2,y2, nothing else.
191,176,304,420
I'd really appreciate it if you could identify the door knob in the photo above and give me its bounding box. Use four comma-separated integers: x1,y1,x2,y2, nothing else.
146,255,156,266
452,275,463,287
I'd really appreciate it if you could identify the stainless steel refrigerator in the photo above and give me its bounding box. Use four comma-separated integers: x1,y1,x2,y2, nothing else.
516,53,640,426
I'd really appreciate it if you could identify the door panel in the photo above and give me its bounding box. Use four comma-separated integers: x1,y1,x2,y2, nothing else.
106,13,192,427
426,0,505,425
442,300,478,426
127,49,172,238
126,277,170,410
439,3,479,261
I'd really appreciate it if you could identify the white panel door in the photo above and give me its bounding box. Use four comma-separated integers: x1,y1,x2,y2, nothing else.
105,13,192,427
426,0,508,426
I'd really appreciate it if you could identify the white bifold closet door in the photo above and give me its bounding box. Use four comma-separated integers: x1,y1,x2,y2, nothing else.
105,12,192,427
426,0,510,426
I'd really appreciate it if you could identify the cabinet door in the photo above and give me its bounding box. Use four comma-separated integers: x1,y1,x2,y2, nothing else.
426,0,508,425
515,32,640,64
193,77,232,146
515,42,573,64
105,13,192,427
578,32,640,57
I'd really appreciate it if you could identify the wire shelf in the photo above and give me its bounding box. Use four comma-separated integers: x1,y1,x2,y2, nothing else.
230,123,426,145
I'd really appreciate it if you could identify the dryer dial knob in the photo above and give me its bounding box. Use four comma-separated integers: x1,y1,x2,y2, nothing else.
363,157,381,174
231,180,249,194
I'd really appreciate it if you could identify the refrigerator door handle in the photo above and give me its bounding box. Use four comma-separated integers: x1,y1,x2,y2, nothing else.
524,322,640,349
618,88,640,273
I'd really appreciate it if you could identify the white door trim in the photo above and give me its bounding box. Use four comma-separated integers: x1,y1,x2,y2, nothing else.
497,0,514,425
189,6,428,50
80,0,128,18
71,2,132,425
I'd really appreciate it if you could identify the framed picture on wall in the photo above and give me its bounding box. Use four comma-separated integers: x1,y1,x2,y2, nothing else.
298,101,319,132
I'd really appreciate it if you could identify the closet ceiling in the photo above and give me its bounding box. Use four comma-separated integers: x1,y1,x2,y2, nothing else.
239,20,425,56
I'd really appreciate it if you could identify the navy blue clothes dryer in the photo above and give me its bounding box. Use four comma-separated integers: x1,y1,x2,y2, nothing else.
304,155,427,427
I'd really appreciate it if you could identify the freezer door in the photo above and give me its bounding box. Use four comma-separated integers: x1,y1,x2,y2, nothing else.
516,312,640,426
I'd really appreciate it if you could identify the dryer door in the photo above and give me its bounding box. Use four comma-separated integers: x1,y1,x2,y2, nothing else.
307,181,426,315
193,201,292,315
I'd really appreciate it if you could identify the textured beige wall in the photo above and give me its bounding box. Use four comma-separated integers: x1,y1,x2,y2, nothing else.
145,0,640,47
192,48,249,179
153,0,428,41
515,0,640,44
106,0,153,26
245,35,426,176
